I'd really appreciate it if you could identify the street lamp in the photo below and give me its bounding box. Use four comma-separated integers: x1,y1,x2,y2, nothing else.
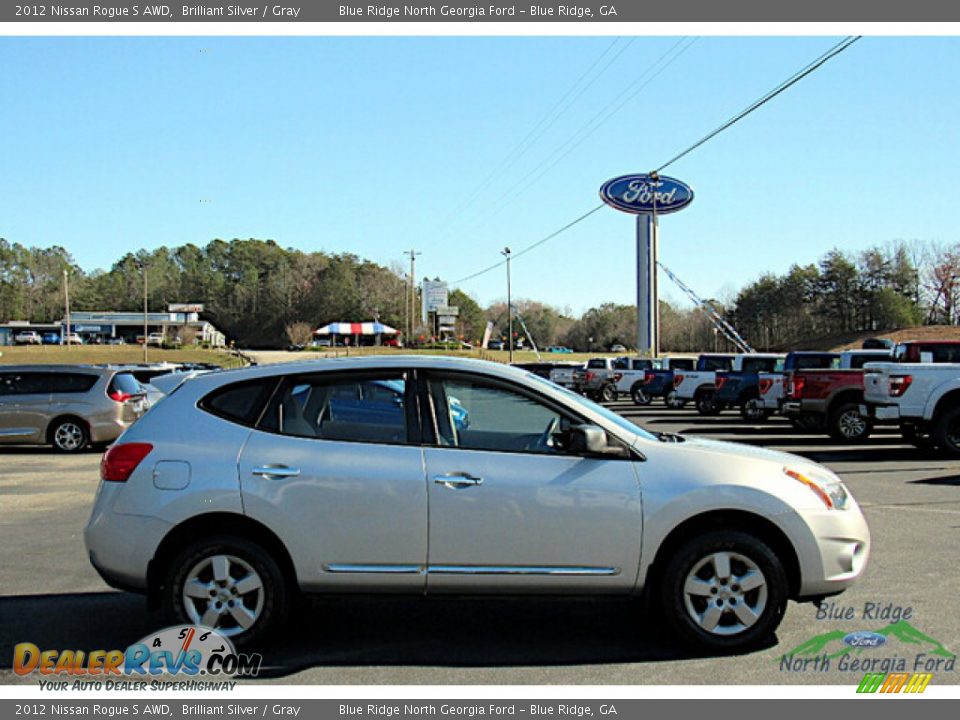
502,247,512,363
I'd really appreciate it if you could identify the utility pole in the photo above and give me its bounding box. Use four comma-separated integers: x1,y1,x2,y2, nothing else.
143,263,149,363
63,270,71,348
502,247,513,363
402,249,421,343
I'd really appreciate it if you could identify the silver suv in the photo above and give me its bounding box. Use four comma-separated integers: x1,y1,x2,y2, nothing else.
0,365,146,452
85,357,869,651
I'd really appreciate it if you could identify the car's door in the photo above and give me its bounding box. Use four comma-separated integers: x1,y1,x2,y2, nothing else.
238,369,428,592
0,372,51,444
421,371,643,593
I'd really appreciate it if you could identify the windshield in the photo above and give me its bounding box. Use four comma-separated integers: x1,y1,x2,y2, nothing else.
524,373,658,441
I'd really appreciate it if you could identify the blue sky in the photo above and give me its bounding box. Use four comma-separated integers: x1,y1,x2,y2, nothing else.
1,36,958,313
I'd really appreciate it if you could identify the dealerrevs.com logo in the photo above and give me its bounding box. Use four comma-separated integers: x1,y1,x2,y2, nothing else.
14,625,262,690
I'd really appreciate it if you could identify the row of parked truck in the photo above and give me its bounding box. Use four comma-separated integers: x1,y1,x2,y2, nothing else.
523,339,960,455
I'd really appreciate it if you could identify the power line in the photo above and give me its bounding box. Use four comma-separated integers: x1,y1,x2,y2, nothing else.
655,35,861,173
451,36,863,289
429,37,630,241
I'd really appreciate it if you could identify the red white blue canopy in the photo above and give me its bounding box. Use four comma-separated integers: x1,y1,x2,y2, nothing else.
314,321,398,336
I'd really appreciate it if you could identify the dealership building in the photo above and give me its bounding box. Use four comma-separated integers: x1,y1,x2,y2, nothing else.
0,304,226,346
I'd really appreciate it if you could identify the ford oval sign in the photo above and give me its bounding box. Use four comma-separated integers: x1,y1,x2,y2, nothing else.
843,631,888,649
599,174,694,215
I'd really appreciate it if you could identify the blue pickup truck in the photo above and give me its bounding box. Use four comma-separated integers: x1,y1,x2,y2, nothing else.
636,356,697,408
712,354,786,420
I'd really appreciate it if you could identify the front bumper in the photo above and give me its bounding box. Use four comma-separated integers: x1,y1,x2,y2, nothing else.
780,503,871,599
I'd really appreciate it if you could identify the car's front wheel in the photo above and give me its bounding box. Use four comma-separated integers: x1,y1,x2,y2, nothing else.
164,536,291,647
659,531,788,652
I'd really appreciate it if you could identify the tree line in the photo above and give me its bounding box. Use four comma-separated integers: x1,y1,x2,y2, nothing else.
1,236,958,351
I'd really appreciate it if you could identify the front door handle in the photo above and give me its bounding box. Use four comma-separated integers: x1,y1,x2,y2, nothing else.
252,465,301,479
433,472,483,489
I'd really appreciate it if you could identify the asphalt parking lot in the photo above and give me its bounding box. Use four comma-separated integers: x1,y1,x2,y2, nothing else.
1,400,959,685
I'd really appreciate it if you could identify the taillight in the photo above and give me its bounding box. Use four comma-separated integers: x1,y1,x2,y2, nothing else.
673,374,684,387
100,443,153,482
715,376,727,390
108,390,132,403
643,374,655,384
759,378,773,395
585,371,595,382
889,375,913,397
613,373,623,382
788,375,806,399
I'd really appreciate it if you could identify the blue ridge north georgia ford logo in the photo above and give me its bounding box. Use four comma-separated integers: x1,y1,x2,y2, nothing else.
599,174,694,215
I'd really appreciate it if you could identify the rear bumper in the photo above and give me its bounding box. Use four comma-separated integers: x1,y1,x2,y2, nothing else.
782,399,828,416
863,403,900,421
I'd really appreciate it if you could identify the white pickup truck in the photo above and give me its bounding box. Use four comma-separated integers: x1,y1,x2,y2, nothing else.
863,362,960,452
674,354,776,415
613,357,656,404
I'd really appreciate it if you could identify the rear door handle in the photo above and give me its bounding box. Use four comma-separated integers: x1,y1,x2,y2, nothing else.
252,465,301,479
433,472,483,489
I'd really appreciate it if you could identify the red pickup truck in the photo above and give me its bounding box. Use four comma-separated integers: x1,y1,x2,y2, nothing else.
781,341,960,442
781,350,892,441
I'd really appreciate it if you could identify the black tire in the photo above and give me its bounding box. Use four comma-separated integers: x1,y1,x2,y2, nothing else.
664,391,686,410
164,535,291,648
600,383,618,403
658,530,788,652
901,424,937,450
740,396,772,422
695,390,721,416
631,383,652,406
49,418,89,453
933,406,960,456
828,402,872,443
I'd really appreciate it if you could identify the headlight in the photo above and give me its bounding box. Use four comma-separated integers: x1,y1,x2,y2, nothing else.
783,465,848,510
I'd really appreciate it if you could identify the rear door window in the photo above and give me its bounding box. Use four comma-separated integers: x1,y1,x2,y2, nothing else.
259,373,412,444
701,356,733,371
46,373,99,394
587,359,607,369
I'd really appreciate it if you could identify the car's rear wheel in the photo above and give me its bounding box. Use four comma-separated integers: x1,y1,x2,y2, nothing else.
933,406,960,456
664,391,686,410
659,531,788,652
828,402,872,443
601,383,618,403
695,390,721,416
49,419,89,453
164,535,290,647
740,396,772,422
631,383,651,406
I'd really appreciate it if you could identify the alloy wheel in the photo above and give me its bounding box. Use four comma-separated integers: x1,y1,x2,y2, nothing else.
681,551,768,637
182,554,265,637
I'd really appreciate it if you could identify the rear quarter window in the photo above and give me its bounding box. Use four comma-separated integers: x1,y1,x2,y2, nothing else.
108,373,143,397
200,378,278,427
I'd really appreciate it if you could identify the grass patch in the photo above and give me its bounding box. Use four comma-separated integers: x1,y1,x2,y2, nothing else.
0,345,246,368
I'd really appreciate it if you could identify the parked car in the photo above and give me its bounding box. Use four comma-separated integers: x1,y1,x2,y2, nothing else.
14,331,42,345
107,337,127,346
612,357,656,405
672,354,737,415
781,350,893,440
85,356,869,650
487,340,504,351
638,356,697,409
573,358,621,402
758,352,841,415
609,344,628,353
42,332,61,345
863,361,960,451
547,362,583,390
546,346,573,354
0,365,146,452
63,333,84,345
147,333,165,347
714,354,786,421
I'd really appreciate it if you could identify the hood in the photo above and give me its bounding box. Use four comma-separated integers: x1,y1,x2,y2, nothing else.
638,434,804,468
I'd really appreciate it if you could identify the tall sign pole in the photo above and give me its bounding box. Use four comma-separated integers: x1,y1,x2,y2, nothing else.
63,270,71,348
599,173,694,358
502,247,513,362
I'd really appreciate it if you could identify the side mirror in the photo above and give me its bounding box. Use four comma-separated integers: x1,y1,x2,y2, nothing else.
570,424,628,457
